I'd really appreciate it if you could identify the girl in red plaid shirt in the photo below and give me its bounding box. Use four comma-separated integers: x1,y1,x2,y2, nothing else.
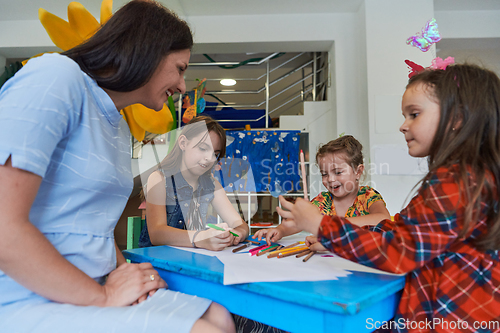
277,63,500,332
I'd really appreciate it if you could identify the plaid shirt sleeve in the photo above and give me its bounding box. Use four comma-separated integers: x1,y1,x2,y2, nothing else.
318,166,482,274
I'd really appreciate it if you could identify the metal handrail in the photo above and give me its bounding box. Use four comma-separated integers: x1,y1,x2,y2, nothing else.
199,52,306,82
206,63,327,109
205,59,315,95
177,52,328,128
213,77,327,122
188,52,280,67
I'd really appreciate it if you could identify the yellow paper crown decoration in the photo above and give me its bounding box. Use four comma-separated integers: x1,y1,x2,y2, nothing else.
38,0,175,141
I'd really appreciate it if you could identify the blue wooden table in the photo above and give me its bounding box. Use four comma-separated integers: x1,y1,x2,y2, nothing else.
123,246,405,333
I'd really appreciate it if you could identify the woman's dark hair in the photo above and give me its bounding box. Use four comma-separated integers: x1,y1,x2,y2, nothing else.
62,0,193,92
316,135,364,171
408,63,500,250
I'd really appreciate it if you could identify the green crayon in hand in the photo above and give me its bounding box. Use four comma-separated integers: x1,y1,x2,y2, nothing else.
207,223,239,237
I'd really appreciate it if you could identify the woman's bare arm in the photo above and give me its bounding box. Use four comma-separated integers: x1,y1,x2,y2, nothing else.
0,158,165,307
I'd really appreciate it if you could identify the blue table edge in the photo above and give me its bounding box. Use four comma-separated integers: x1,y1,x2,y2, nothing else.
123,246,405,316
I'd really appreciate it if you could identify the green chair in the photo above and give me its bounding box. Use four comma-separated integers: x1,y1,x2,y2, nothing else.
127,216,145,250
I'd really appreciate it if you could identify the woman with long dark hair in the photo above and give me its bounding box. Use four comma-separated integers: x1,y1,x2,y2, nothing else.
0,1,234,332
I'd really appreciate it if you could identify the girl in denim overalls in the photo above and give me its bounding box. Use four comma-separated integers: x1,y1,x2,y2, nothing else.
139,115,249,250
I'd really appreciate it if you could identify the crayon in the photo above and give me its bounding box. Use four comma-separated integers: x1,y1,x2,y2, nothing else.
232,243,251,253
267,245,309,258
207,223,239,237
248,244,267,255
278,248,310,258
256,244,279,256
280,241,304,251
267,244,308,256
296,249,312,258
303,251,316,262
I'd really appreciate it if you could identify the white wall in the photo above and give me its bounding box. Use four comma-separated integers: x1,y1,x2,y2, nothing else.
363,0,435,214
436,10,500,39
280,101,334,199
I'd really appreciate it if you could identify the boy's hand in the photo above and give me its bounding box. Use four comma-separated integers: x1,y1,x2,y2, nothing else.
276,196,323,235
253,228,283,245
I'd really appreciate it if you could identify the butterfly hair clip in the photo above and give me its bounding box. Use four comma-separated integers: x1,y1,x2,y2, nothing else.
406,18,441,52
405,60,425,78
404,57,455,78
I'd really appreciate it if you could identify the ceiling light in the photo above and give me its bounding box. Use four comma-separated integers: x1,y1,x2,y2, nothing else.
220,79,236,86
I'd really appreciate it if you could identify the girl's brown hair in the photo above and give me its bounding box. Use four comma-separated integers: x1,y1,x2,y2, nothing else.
316,135,364,170
140,115,226,200
159,115,226,174
408,63,500,250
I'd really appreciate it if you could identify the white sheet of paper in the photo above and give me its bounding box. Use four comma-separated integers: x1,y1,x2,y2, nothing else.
218,249,349,285
169,233,402,285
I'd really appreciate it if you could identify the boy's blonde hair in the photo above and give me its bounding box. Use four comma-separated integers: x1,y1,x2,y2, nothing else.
316,135,364,171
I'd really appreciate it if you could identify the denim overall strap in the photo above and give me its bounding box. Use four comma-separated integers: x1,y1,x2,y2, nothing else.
170,174,181,208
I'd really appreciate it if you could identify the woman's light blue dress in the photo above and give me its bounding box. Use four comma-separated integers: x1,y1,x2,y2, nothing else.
0,53,211,332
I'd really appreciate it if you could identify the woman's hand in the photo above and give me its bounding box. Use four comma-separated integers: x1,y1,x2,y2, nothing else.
253,228,283,245
102,262,167,307
196,228,234,251
305,235,327,252
276,196,323,235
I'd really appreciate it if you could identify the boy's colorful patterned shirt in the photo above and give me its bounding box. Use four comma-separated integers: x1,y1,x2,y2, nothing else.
318,166,500,332
311,185,384,217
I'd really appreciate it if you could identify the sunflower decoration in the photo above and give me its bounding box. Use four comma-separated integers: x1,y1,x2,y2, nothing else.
38,0,176,141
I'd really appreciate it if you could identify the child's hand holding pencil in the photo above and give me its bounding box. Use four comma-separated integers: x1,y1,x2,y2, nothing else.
305,235,327,252
276,195,323,235
194,225,235,251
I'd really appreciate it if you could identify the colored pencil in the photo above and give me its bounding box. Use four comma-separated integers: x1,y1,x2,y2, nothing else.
207,223,239,237
267,244,307,256
232,243,251,253
300,150,308,200
267,245,309,258
279,241,302,250
303,251,316,262
251,244,271,253
296,249,312,258
244,239,260,245
256,244,279,256
278,248,310,258
248,244,267,255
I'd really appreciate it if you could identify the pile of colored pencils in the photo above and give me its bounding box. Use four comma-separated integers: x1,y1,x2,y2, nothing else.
233,241,316,262
265,241,316,262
